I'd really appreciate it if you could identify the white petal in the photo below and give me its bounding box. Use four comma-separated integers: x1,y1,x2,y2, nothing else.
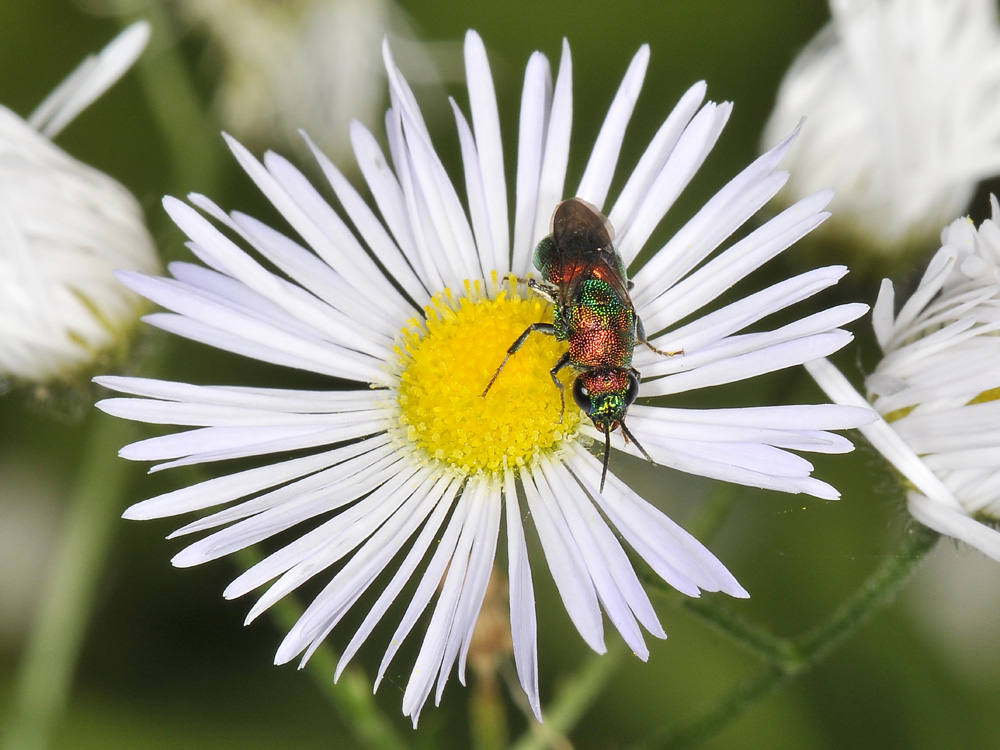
616,100,731,265
463,31,509,268
907,491,1000,562
528,39,573,267
576,45,650,209
334,479,460,679
302,131,430,305
288,475,455,668
568,444,747,597
504,469,540,720
609,80,707,251
30,21,150,138
806,358,965,511
512,52,553,273
522,464,606,653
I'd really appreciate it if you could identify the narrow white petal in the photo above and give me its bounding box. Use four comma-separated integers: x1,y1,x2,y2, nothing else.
616,101,731,264
625,404,864,454
386,107,449,292
907,492,1000,562
96,375,383,411
122,419,385,473
170,440,394,535
568,444,747,597
30,21,150,138
140,306,386,385
374,489,472,691
302,131,430,305
631,124,806,303
504,470,540,720
334,480,460,679
394,100,481,285
540,462,647,658
224,135,412,316
228,461,422,606
635,265,857,359
451,100,501,279
402,482,488,724
576,45,649,209
542,459,665,643
636,190,832,336
871,279,897,352
172,451,406,567
260,150,413,320
444,482,502,697
464,31,509,267
609,80,707,250
529,39,573,263
512,52,553,273
349,120,429,289
285,474,454,668
522,466,606,653
641,329,855,397
806,358,966,511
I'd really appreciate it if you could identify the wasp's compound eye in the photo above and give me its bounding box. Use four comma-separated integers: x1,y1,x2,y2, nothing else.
625,371,640,405
573,379,593,414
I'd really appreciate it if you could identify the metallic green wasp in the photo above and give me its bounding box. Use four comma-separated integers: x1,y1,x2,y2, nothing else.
484,198,676,490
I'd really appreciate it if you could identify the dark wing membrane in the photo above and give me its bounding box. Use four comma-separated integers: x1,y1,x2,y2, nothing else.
550,198,632,305
552,198,614,248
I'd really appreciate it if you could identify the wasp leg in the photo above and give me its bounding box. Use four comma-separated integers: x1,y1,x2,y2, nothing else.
636,316,683,357
482,322,557,397
527,278,558,303
548,351,572,423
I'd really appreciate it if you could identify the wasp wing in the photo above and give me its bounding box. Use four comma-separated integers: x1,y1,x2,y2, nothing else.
549,198,632,307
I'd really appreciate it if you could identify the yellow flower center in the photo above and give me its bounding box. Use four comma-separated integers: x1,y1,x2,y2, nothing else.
392,275,581,477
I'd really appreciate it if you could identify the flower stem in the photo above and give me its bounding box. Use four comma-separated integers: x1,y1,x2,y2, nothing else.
109,0,224,194
233,547,410,750
2,412,140,750
636,524,940,749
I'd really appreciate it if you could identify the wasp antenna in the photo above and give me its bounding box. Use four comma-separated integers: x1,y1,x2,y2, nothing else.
621,420,656,466
600,424,611,492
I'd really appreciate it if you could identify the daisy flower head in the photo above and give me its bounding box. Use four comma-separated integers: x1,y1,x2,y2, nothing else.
762,0,1000,256
98,31,873,724
0,22,159,386
809,197,1000,562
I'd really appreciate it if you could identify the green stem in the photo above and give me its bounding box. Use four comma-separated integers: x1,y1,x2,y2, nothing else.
681,597,795,665
470,674,508,750
110,0,224,194
636,524,940,750
2,413,140,750
233,548,410,750
510,642,625,750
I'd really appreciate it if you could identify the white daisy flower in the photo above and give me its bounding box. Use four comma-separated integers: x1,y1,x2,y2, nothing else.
0,22,160,385
98,31,872,724
808,198,1000,562
762,0,1000,255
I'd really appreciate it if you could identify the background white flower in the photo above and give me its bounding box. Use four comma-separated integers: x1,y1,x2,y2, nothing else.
0,22,160,385
176,0,450,161
808,197,1000,561
99,31,872,724
762,0,1000,254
